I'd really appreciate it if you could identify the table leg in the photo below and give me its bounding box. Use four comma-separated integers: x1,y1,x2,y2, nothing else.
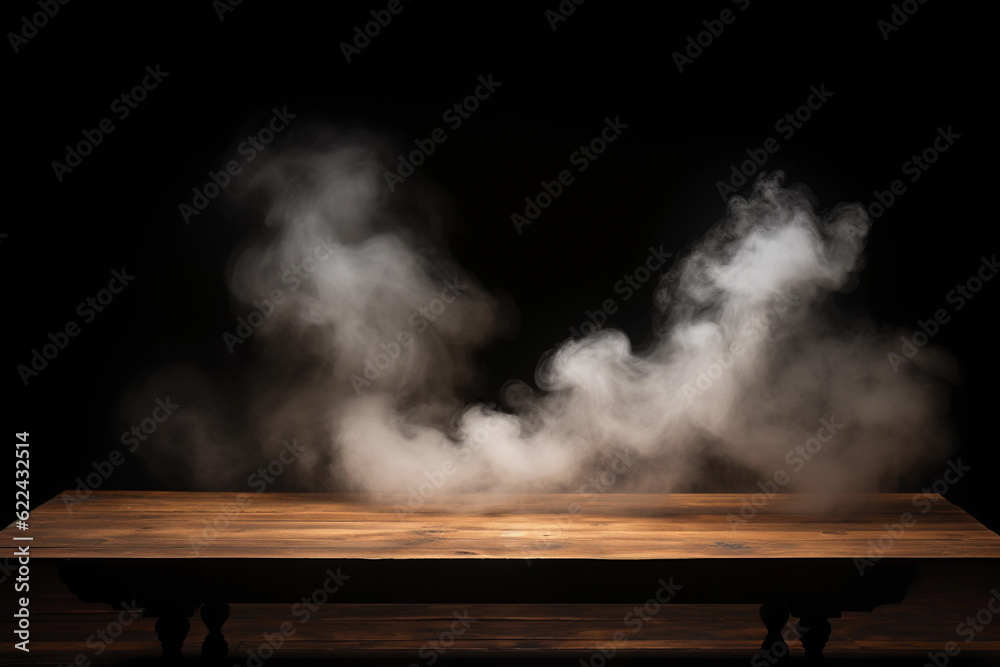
759,602,790,665
796,614,832,664
200,602,230,663
147,603,194,663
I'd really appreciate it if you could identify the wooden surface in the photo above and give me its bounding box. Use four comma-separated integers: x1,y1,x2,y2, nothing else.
3,561,999,664
10,491,1000,560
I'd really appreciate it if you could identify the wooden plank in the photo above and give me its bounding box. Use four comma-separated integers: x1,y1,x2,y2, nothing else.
42,515,966,529
24,527,999,547
30,512,986,526
22,541,1000,559
8,491,999,560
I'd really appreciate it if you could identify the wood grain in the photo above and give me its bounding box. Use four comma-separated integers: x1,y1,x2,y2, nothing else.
6,491,999,561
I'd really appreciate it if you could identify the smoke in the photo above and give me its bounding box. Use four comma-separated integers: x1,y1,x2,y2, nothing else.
123,127,956,498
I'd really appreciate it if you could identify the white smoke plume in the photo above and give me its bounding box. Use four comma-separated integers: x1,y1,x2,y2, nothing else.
123,127,956,498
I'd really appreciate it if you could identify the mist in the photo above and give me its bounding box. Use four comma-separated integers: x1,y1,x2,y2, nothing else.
121,127,957,500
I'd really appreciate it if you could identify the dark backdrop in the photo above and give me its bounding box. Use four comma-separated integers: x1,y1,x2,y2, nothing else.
5,1,997,529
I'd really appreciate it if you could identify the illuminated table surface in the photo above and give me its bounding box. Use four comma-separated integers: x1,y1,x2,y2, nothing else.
8,491,1000,664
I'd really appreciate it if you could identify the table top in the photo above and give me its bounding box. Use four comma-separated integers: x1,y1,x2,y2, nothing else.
8,491,1000,560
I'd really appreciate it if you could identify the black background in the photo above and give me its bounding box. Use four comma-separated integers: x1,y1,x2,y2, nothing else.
5,1,997,529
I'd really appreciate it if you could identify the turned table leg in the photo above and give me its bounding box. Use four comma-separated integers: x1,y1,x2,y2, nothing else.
759,603,790,665
797,614,833,664
148,604,194,663
200,602,231,663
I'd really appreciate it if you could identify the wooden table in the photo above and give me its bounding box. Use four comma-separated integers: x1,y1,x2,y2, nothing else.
7,491,1000,664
